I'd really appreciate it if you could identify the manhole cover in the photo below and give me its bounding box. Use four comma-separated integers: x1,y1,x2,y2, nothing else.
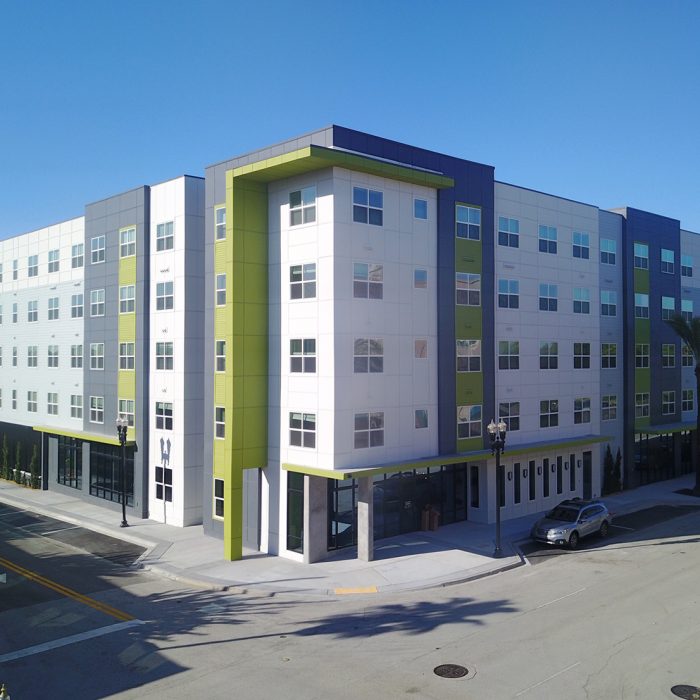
434,664,468,679
671,685,700,699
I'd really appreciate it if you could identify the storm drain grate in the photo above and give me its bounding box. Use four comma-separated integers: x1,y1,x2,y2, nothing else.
671,685,700,699
434,664,468,679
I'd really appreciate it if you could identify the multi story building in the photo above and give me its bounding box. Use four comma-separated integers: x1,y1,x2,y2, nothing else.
1,126,696,564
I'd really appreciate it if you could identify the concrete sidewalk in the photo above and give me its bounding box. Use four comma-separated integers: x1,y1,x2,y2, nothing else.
1,475,698,596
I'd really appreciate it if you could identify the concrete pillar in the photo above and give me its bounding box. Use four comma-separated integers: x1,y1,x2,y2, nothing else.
303,475,327,564
357,476,374,562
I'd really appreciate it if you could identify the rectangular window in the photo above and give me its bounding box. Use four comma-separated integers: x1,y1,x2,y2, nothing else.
602,395,617,421
213,478,224,518
289,186,316,226
156,281,174,310
290,263,316,299
118,399,134,427
498,216,519,247
457,404,482,439
540,341,558,369
290,338,317,373
415,339,428,359
27,346,38,367
11,389,16,409
634,293,649,319
89,396,104,423
155,402,173,430
538,225,557,254
499,401,520,431
574,342,591,369
90,343,104,370
12,303,17,323
456,272,480,306
601,290,617,316
415,409,428,429
538,283,558,311
0,305,2,324
48,345,59,368
635,392,650,418
634,242,649,269
27,254,38,277
600,238,616,265
156,221,174,251
601,343,617,369
353,262,383,299
71,345,83,368
215,406,226,438
70,395,83,419
683,345,693,367
289,412,316,448
573,287,590,314
215,274,226,306
354,411,384,448
527,461,536,501
498,340,519,370
119,285,135,313
662,343,676,368
27,300,38,322
542,461,550,497
661,248,675,274
215,206,226,240
27,391,38,412
414,198,428,220
119,342,135,370
155,465,173,502
48,249,60,273
47,296,59,320
91,236,105,264
540,400,559,428
71,294,83,318
354,338,383,373
90,289,105,316
120,226,136,257
682,254,693,277
662,390,675,415
662,296,675,320
456,204,481,240
155,341,174,370
635,343,649,368
414,268,428,289
556,457,563,495
215,340,226,372
72,243,84,268
574,397,591,424
682,299,693,322
0,262,3,282
47,392,58,415
573,231,589,259
12,259,17,280
12,347,17,366
456,339,481,372
353,187,383,226
513,461,521,504
498,279,519,309
683,389,694,412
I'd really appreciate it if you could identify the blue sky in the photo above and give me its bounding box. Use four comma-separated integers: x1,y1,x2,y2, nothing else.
1,1,699,238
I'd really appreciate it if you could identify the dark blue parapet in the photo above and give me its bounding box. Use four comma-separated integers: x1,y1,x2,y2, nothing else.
332,127,495,455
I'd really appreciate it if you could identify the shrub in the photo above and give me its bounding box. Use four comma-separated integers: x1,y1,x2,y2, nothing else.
29,445,40,489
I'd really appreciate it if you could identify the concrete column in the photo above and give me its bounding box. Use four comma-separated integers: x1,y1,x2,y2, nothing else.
303,475,327,564
357,476,374,562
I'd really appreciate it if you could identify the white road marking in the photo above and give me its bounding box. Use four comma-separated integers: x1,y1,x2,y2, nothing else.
611,524,635,531
0,620,143,663
41,526,81,535
515,662,581,696
535,587,586,609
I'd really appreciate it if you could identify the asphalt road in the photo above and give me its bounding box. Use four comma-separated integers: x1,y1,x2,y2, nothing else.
1,502,700,699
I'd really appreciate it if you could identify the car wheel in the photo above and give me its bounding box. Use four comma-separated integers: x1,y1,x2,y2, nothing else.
599,521,609,538
568,531,579,550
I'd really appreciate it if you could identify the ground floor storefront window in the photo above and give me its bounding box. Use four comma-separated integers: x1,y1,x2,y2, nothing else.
635,432,675,485
57,436,82,490
287,472,304,553
89,443,134,506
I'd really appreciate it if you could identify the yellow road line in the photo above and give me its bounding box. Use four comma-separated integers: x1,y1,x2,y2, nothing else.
0,556,133,622
334,585,378,595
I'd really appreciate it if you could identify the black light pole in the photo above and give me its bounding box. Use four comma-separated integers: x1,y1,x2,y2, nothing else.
116,417,129,528
488,419,507,558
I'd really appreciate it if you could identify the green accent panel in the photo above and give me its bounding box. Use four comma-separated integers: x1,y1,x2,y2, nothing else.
215,240,229,270
118,313,136,343
635,319,650,343
640,421,696,434
214,373,226,407
233,145,454,189
455,239,482,273
633,266,649,293
118,255,137,284
457,436,483,453
117,371,136,400
635,417,651,430
214,306,231,334
455,373,483,403
634,369,651,393
455,306,482,337
33,425,135,447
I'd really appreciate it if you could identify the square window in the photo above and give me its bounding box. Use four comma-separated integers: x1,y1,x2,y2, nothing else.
457,404,482,439
498,216,519,248
290,338,316,373
353,187,383,226
289,412,316,448
156,341,174,370
119,342,135,370
498,340,520,370
600,238,616,265
119,285,135,314
456,204,481,240
538,283,558,312
414,198,428,220
90,289,105,316
456,339,481,372
538,225,557,254
354,411,384,448
354,262,383,299
156,281,174,310
156,402,173,430
89,396,104,424
540,341,558,369
456,272,480,306
156,221,174,251
353,338,383,373
289,186,316,226
498,279,519,309
499,401,520,431
71,345,83,368
290,263,316,299
539,399,559,428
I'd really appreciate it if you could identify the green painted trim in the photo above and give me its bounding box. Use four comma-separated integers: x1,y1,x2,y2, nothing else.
32,425,135,447
233,145,454,189
637,422,696,435
283,435,609,481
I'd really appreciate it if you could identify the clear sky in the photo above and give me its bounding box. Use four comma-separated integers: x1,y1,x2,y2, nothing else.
1,0,699,238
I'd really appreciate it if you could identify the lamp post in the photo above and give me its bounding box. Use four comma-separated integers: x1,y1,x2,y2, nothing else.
487,418,507,558
116,417,129,528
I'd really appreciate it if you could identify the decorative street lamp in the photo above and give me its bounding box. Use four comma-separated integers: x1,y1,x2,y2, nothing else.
487,418,507,558
116,417,129,528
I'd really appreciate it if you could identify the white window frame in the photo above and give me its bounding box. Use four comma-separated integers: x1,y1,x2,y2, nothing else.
118,399,135,427
290,263,316,299
156,341,174,370
120,226,136,258
48,345,59,368
70,394,83,419
91,236,105,264
48,296,59,320
289,186,317,226
215,406,226,439
215,340,226,372
155,402,173,430
48,249,60,273
289,412,316,448
119,342,135,370
156,221,174,251
47,392,58,415
216,274,226,306
215,206,226,240
72,243,84,268
71,345,83,368
119,285,136,314
71,294,84,318
354,411,384,448
90,343,104,370
90,289,105,317
89,396,104,424
156,281,174,310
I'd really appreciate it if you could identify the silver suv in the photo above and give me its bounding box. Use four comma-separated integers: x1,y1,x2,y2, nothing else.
530,499,611,549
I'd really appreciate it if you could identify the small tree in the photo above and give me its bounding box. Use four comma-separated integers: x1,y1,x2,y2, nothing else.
614,448,622,492
13,442,22,484
602,445,616,495
0,435,8,480
29,445,40,489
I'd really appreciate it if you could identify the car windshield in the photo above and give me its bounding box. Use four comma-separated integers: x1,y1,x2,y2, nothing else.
546,506,579,522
